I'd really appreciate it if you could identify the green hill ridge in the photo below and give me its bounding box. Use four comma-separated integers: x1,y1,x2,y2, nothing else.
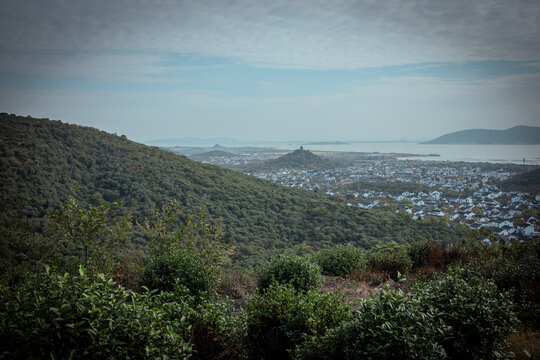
0,113,467,264
423,125,540,144
250,147,338,171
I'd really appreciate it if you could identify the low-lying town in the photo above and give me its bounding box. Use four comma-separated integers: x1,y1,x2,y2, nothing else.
174,147,539,241
255,160,539,240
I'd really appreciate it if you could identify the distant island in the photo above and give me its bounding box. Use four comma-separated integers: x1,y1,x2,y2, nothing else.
423,125,540,145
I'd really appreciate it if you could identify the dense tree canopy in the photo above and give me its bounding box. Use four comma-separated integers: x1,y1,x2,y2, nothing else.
0,113,468,265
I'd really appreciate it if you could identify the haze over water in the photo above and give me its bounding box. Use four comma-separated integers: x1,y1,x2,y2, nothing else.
257,142,540,165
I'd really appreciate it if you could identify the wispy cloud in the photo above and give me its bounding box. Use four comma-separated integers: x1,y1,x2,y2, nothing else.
1,0,539,140
2,0,539,76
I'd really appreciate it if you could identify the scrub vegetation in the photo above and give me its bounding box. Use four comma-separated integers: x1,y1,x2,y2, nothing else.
0,114,537,359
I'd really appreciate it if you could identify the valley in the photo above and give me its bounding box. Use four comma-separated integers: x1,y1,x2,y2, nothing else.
171,145,539,242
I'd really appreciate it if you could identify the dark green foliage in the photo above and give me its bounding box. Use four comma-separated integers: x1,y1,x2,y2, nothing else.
0,215,54,285
408,240,435,269
368,242,412,279
0,113,468,266
158,289,247,360
141,248,220,296
258,254,323,291
142,199,232,267
46,192,132,273
188,299,247,360
0,267,192,360
491,256,540,327
415,267,519,360
499,167,540,194
442,243,471,265
296,290,448,360
245,283,351,360
140,200,227,297
314,245,366,276
467,239,540,328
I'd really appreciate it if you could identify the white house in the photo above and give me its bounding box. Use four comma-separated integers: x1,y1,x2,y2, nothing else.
499,220,514,228
521,225,535,237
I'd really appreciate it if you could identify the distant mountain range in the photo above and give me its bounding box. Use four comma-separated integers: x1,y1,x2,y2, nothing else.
423,126,540,144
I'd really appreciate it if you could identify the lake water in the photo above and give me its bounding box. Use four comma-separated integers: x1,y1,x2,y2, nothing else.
258,142,540,165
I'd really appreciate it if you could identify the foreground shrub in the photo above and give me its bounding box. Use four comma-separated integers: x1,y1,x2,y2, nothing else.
258,254,322,291
219,266,258,300
407,240,435,269
141,247,220,296
296,289,447,360
489,256,540,328
314,245,366,277
416,267,519,360
442,243,471,266
467,239,540,328
159,288,247,360
0,266,192,359
368,242,412,279
189,300,246,360
245,282,350,360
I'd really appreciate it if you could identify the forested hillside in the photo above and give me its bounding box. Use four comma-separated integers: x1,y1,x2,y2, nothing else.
247,147,339,171
499,168,540,194
0,113,467,263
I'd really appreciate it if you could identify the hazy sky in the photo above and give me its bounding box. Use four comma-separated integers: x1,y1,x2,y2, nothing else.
1,0,540,142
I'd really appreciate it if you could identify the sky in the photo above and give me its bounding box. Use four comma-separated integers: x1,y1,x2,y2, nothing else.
1,0,540,142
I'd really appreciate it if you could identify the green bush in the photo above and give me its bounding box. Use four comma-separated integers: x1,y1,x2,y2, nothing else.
314,245,366,277
258,254,322,291
296,290,448,360
368,242,412,279
467,246,540,329
442,243,470,266
0,266,192,360
141,248,220,296
407,240,434,269
245,282,350,360
415,267,519,360
489,256,540,328
159,288,247,360
189,300,246,360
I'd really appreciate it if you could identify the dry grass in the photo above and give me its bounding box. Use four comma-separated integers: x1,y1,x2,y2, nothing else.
219,266,258,302
508,329,540,359
320,272,411,306
321,276,373,305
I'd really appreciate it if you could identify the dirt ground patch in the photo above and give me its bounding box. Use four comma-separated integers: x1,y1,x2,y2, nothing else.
508,329,540,359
